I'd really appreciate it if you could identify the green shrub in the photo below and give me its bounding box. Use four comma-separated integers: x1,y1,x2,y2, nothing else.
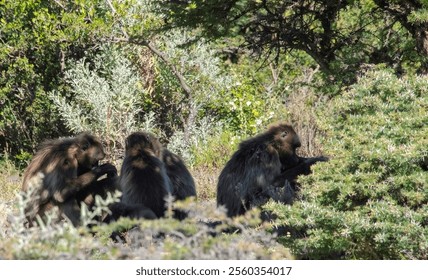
192,129,239,169
266,69,428,259
0,0,120,163
206,78,277,135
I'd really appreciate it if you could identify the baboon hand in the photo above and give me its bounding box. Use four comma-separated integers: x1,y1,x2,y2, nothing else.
304,156,329,166
315,156,329,162
95,163,117,177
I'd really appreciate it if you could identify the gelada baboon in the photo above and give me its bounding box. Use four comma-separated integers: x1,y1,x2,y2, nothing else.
163,149,196,219
72,134,156,224
119,132,172,218
217,122,327,217
22,133,117,227
73,133,119,209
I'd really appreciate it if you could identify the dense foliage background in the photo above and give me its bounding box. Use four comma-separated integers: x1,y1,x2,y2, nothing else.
1,0,427,259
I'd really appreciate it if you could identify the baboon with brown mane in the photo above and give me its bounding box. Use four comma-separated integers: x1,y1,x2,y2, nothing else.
119,132,172,218
217,122,327,217
73,134,119,209
22,133,117,227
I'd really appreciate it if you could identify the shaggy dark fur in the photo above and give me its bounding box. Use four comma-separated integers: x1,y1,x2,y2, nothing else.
22,133,116,226
119,132,172,218
217,123,327,217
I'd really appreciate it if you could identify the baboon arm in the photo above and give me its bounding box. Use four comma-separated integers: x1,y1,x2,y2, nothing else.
275,156,328,186
273,163,309,186
52,171,99,203
75,177,118,208
79,176,117,195
282,163,310,181
53,164,117,203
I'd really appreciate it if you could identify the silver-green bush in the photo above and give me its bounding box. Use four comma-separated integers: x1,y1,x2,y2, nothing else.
49,45,154,160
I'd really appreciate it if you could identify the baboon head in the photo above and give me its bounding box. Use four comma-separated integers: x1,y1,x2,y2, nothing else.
125,132,163,158
74,133,105,170
60,143,80,178
269,123,301,169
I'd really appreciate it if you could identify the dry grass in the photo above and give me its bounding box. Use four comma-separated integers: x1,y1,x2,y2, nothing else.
191,166,221,202
0,160,21,224
284,67,326,157
0,174,20,202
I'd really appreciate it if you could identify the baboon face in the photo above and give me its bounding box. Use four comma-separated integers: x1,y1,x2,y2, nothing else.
43,143,79,180
270,123,301,169
63,145,79,177
74,133,105,169
125,132,162,158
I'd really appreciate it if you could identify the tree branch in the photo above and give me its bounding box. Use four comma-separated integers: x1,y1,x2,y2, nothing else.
140,40,193,97
105,0,192,97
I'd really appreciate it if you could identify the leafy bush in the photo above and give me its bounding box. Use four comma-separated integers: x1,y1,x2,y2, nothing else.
150,30,232,134
209,78,276,135
266,69,428,259
48,45,154,161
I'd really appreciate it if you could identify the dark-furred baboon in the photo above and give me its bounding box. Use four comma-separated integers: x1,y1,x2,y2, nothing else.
119,132,172,218
163,149,196,219
73,133,118,209
217,122,327,217
22,133,117,227
163,149,196,200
